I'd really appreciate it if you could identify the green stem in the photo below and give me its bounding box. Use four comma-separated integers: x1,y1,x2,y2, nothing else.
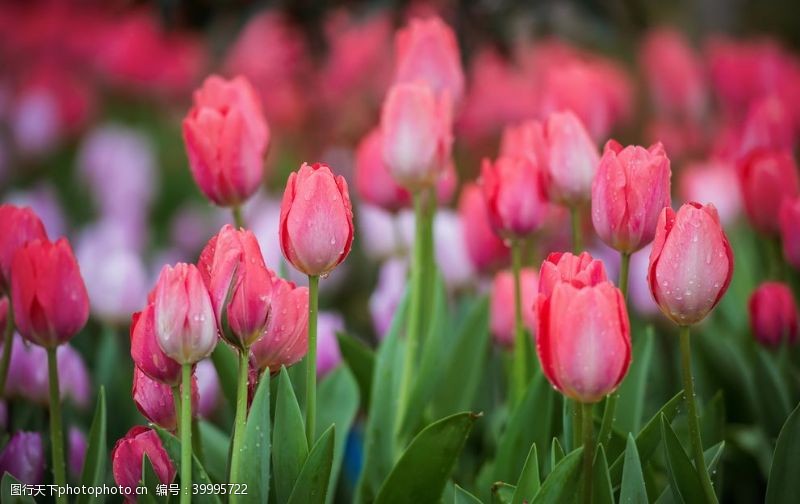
679,326,718,504
570,206,582,254
618,252,631,299
47,347,67,504
180,364,192,504
232,205,245,228
0,300,14,397
306,275,319,445
768,237,785,281
573,400,583,452
581,402,594,504
172,386,182,436
229,348,250,488
511,241,527,405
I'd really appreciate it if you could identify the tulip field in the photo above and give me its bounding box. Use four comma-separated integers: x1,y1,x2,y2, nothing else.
2,1,800,503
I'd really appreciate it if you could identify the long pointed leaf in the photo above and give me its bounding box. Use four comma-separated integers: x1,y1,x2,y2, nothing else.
593,445,613,504
619,434,648,503
660,415,705,504
76,387,107,504
531,447,584,503
154,427,221,504
511,443,540,504
239,369,271,503
287,425,336,504
273,367,309,504
766,401,800,504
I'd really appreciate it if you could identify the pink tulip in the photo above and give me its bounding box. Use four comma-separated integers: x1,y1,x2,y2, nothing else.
536,281,631,403
433,211,476,290
132,366,197,431
538,252,609,299
112,426,176,500
279,163,354,277
591,140,672,253
481,156,549,239
355,128,412,211
0,431,44,485
500,120,547,170
369,259,408,339
679,160,741,225
749,282,798,348
250,277,309,372
11,238,88,348
130,303,182,387
541,111,601,206
457,184,510,273
0,297,6,330
648,203,734,325
490,269,538,348
393,16,465,103
737,95,796,159
0,204,47,292
780,197,800,269
152,263,217,365
738,150,800,234
182,75,270,207
380,82,453,190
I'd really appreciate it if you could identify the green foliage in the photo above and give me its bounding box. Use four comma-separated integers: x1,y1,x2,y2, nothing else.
766,402,800,504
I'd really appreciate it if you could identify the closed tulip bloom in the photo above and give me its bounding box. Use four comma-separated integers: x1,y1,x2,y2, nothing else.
536,281,631,403
457,184,510,272
0,205,47,292
592,140,672,253
250,277,309,371
538,252,609,299
355,128,411,211
490,269,538,348
130,304,182,386
279,163,354,277
182,75,270,207
648,203,734,325
481,156,549,239
112,426,176,500
132,366,198,431
152,263,217,365
779,197,800,269
500,120,547,169
381,82,453,190
738,150,800,234
0,431,45,485
749,282,798,348
393,16,465,103
11,238,89,348
542,111,600,206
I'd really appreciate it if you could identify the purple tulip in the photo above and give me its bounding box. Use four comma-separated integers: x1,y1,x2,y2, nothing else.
369,258,408,339
195,359,221,418
317,312,345,378
68,427,87,480
6,184,66,239
0,431,45,484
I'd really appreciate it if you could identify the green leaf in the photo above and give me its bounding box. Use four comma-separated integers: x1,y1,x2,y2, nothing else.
76,386,107,504
455,485,484,504
240,368,271,503
154,427,222,504
287,425,336,504
273,367,309,504
317,366,360,504
336,332,374,411
491,482,516,504
593,445,613,504
511,443,539,504
766,401,800,504
653,440,726,503
1,473,36,504
660,415,705,504
550,438,565,472
619,434,648,504
375,412,479,504
753,346,793,436
700,391,726,449
615,327,654,434
197,421,230,484
531,447,584,503
211,343,239,410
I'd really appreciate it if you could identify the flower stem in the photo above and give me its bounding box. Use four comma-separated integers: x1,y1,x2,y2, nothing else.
0,299,14,397
573,400,583,451
180,363,192,504
581,402,594,504
172,386,182,436
570,206,582,254
229,347,250,489
305,275,319,445
232,205,245,228
618,252,630,299
679,326,718,504
47,347,67,504
511,240,527,405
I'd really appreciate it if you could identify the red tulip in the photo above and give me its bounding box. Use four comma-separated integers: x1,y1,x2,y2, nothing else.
250,277,309,372
738,150,800,234
538,252,608,299
592,140,672,253
380,82,453,191
130,303,182,386
279,163,354,277
457,184,510,273
749,282,798,348
648,203,734,325
536,280,631,403
780,196,800,269
541,111,600,206
11,238,88,348
490,269,538,348
112,426,176,500
481,155,549,239
132,366,198,431
182,75,270,207
738,95,796,159
152,263,217,365
0,205,47,292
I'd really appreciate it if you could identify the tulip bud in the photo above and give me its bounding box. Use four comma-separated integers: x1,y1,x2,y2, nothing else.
738,150,800,234
11,238,89,348
152,263,217,365
250,277,309,372
538,251,609,299
648,203,734,325
132,366,198,431
279,163,354,277
112,426,176,499
780,197,800,269
679,160,741,226
0,296,7,331
0,205,47,292
0,431,45,485
592,140,672,253
738,95,796,158
490,269,538,348
182,75,270,207
500,120,548,171
380,82,453,190
536,281,631,403
749,282,798,348
541,111,600,206
355,128,412,211
69,427,87,481
130,303,182,386
457,184,510,272
481,156,549,240
317,311,345,378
